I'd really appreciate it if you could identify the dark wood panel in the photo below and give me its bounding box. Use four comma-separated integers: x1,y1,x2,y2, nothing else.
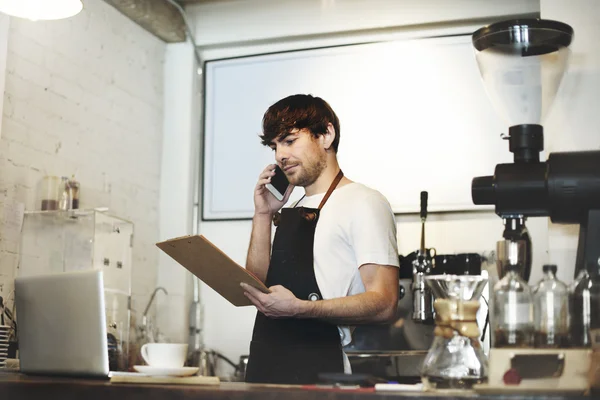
0,372,595,400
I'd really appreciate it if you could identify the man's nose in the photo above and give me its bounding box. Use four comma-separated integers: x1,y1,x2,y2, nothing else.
275,147,289,164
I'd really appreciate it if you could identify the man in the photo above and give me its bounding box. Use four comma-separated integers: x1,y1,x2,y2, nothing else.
240,94,399,384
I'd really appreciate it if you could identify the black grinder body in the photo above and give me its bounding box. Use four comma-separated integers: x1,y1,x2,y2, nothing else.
472,124,600,277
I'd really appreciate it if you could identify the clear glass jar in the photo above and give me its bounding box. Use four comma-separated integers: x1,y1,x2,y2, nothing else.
532,265,569,348
492,267,534,347
38,175,61,211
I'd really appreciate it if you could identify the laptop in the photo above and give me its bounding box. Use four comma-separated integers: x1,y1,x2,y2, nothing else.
15,269,110,378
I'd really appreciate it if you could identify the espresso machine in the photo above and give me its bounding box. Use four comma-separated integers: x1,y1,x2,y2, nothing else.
470,18,600,392
343,192,435,383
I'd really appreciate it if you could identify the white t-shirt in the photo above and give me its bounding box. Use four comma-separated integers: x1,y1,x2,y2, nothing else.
292,182,400,372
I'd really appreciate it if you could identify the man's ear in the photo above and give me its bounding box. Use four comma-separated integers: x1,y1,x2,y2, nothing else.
322,123,336,151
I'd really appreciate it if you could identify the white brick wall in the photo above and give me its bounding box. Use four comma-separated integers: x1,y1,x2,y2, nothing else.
0,0,165,324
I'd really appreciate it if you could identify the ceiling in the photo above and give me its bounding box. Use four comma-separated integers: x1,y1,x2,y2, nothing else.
177,0,233,3
104,0,242,43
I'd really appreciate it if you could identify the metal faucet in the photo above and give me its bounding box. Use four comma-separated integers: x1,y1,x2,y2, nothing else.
142,287,168,328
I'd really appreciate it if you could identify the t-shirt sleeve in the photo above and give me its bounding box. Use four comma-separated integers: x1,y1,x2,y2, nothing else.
349,190,400,268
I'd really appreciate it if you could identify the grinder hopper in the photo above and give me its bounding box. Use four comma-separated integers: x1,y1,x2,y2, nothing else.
472,19,573,128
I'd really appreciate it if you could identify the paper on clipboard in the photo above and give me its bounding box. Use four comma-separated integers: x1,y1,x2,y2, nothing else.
156,235,270,307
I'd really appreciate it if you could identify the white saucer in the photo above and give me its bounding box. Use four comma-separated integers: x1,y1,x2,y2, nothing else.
133,365,199,377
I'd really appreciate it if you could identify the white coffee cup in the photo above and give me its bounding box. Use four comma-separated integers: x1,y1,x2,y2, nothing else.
141,343,188,368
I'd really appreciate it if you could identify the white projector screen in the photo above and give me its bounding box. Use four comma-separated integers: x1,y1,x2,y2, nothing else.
202,35,510,220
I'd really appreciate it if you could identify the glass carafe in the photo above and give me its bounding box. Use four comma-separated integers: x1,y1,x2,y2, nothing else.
421,275,488,389
492,267,534,348
533,264,569,348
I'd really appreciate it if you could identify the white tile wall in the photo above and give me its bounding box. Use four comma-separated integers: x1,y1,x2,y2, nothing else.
0,0,165,322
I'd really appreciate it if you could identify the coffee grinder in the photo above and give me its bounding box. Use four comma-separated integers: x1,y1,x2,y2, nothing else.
470,19,599,391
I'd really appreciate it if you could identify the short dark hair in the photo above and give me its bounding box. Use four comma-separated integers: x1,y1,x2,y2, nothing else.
260,94,340,152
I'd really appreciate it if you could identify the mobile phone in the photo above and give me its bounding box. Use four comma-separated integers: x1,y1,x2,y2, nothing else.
265,165,289,201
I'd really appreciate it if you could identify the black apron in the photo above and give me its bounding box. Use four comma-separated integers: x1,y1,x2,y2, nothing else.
245,171,345,385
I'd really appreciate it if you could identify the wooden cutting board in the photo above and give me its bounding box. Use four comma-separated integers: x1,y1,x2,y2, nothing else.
156,235,270,306
110,374,220,385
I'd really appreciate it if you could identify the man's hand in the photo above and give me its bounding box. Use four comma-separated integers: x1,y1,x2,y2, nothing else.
241,283,303,318
254,164,294,217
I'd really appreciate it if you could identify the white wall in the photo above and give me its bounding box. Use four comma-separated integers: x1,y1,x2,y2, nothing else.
0,13,9,137
188,0,540,47
541,0,600,283
156,0,553,377
0,0,165,324
156,40,201,343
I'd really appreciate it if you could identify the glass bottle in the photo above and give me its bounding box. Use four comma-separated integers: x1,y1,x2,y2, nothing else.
68,176,80,209
569,269,600,348
492,265,534,348
58,176,72,210
532,265,569,348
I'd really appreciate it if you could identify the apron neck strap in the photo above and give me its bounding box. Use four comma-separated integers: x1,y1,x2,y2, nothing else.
318,170,344,210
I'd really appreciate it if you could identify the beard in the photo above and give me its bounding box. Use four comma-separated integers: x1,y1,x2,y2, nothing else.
285,153,327,187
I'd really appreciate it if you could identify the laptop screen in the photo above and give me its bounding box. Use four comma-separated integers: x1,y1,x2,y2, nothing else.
15,269,109,378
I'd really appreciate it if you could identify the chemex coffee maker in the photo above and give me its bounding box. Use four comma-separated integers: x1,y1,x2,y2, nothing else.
420,274,489,389
411,192,490,390
470,18,600,392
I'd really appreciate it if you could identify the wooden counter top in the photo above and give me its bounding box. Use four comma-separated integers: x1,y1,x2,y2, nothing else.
0,372,594,400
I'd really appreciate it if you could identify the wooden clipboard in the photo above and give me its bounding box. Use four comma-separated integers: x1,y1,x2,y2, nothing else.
156,235,270,307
